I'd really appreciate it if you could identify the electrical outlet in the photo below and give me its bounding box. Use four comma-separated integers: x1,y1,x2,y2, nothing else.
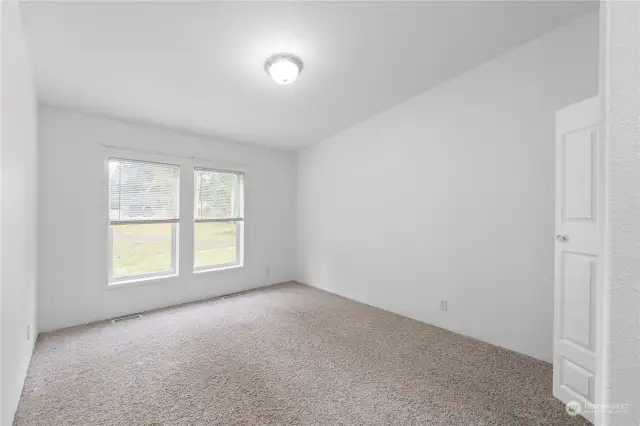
265,267,270,277
440,300,448,311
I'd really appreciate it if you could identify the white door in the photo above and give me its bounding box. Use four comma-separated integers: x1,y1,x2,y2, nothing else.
553,97,601,424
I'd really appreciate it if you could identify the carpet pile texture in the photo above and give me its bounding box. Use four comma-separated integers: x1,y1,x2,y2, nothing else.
14,282,588,425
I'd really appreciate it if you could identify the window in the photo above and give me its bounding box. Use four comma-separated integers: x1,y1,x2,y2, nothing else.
194,168,244,271
108,158,180,283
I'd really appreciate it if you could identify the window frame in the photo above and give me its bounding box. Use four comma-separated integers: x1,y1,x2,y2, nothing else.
107,156,181,285
193,167,245,273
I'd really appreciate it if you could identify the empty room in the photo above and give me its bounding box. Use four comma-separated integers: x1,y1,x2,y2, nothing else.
1,0,638,425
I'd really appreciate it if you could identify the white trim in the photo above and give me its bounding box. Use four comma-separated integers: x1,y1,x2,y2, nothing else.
237,221,244,267
111,218,179,225
107,225,114,283
194,217,243,223
194,166,245,176
171,222,179,277
192,160,249,175
106,150,184,175
105,273,179,290
101,143,250,170
194,261,238,272
178,163,194,289
110,270,176,284
110,156,181,170
193,264,243,275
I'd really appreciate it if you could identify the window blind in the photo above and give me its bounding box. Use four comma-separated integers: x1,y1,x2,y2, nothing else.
109,158,180,222
194,169,243,220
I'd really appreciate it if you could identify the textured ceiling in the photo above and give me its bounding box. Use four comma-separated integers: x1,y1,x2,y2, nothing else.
21,1,596,150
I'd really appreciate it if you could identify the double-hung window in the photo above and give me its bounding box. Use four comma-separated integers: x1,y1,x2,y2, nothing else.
108,158,180,284
193,168,244,271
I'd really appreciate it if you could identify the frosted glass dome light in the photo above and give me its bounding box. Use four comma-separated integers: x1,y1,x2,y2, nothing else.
265,54,303,85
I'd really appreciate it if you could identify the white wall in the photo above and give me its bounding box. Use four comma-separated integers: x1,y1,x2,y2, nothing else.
601,2,640,424
0,2,39,425
297,12,599,362
38,106,296,332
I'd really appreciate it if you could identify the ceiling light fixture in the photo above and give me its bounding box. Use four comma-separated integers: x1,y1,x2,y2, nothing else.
264,53,303,85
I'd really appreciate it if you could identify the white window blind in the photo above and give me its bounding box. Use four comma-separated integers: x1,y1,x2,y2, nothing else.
109,158,180,223
194,169,243,221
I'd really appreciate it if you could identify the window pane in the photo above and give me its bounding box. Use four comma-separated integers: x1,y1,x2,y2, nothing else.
194,170,243,220
112,223,174,279
110,159,180,221
194,222,238,269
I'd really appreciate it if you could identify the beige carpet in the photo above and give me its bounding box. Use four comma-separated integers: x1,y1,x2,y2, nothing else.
15,282,588,425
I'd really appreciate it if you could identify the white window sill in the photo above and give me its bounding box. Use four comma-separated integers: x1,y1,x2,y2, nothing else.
106,273,178,289
194,264,243,275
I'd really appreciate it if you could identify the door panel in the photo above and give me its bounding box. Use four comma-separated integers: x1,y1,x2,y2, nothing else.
560,357,595,401
561,252,595,350
554,97,600,424
563,129,594,220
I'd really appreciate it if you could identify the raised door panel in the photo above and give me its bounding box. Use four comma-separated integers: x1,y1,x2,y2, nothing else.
561,252,595,351
563,128,595,222
560,357,595,401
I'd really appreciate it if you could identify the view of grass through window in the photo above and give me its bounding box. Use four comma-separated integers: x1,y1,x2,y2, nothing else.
194,222,237,268
112,223,173,278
